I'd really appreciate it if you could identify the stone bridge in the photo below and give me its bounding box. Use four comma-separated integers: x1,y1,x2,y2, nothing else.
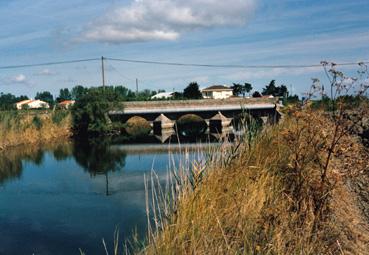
109,98,281,139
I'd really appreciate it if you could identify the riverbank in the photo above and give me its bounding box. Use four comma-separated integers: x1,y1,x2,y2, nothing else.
0,110,72,151
138,108,369,254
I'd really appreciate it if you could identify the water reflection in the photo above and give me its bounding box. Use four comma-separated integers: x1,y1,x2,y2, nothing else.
0,146,48,185
0,137,217,255
0,139,127,187
72,138,127,196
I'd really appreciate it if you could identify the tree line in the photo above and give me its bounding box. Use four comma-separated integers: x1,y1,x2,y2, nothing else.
0,85,161,111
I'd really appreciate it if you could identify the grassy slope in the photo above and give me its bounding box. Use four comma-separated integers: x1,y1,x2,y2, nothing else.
141,109,369,255
0,110,71,150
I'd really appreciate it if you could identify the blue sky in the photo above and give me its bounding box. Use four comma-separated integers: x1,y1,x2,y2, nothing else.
1,0,369,97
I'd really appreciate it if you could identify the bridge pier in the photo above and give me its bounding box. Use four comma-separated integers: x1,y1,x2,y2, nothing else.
155,129,176,143
153,114,175,135
209,111,233,133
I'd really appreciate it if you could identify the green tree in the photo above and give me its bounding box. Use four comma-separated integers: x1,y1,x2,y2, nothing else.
231,83,244,96
56,88,72,102
35,91,54,106
252,91,262,98
262,80,288,97
232,83,253,97
71,85,88,100
183,82,202,99
244,82,253,96
71,87,123,136
262,80,277,96
0,93,28,110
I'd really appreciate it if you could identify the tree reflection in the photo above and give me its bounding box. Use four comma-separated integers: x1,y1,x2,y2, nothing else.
72,138,127,196
53,143,73,161
0,147,46,185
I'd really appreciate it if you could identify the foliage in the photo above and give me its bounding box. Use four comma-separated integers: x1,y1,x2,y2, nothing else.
0,93,28,110
231,82,253,97
35,91,54,106
56,88,72,102
183,82,203,99
262,80,288,97
32,116,43,130
284,94,300,105
71,87,124,136
252,91,262,97
71,85,88,100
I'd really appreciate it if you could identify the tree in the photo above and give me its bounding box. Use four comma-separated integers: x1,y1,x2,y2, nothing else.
244,82,253,96
0,93,28,110
56,88,72,102
183,82,202,99
231,83,244,96
262,80,289,97
262,80,277,96
232,82,253,97
71,87,124,136
252,91,262,98
35,91,54,106
71,85,88,100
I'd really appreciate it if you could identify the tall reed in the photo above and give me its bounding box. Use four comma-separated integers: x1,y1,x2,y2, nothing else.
0,110,71,150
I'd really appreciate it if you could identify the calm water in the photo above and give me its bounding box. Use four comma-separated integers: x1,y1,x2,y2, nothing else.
0,138,209,255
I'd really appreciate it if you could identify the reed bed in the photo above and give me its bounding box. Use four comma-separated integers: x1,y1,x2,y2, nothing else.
0,110,71,150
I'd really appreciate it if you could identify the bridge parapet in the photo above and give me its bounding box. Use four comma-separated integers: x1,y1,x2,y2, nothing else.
111,98,278,115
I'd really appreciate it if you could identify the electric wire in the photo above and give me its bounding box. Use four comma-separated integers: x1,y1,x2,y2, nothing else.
0,57,368,70
0,58,100,70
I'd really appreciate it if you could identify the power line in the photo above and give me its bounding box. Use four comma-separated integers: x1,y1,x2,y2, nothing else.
0,56,368,70
0,58,100,70
106,57,369,69
107,63,135,82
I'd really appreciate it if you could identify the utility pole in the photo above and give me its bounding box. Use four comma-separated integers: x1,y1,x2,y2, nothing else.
136,78,139,94
101,56,106,89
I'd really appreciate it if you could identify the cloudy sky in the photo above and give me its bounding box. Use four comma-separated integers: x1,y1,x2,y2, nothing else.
1,0,369,97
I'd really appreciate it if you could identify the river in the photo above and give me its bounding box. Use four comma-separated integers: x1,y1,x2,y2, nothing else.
0,137,216,255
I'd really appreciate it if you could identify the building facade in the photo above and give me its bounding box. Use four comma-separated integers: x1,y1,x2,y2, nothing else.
201,85,233,99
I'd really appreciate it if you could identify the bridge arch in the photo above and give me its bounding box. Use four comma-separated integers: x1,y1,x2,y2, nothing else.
125,116,151,136
176,114,207,137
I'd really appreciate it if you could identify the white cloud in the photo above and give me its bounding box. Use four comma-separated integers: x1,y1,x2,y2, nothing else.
37,68,57,76
0,74,31,87
79,0,256,43
12,74,27,83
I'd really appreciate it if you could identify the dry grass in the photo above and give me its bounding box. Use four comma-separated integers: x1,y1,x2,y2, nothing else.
134,109,369,255
0,110,71,150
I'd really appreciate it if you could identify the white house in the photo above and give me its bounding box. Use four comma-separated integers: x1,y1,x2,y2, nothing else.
151,92,174,100
16,99,50,110
201,85,233,99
